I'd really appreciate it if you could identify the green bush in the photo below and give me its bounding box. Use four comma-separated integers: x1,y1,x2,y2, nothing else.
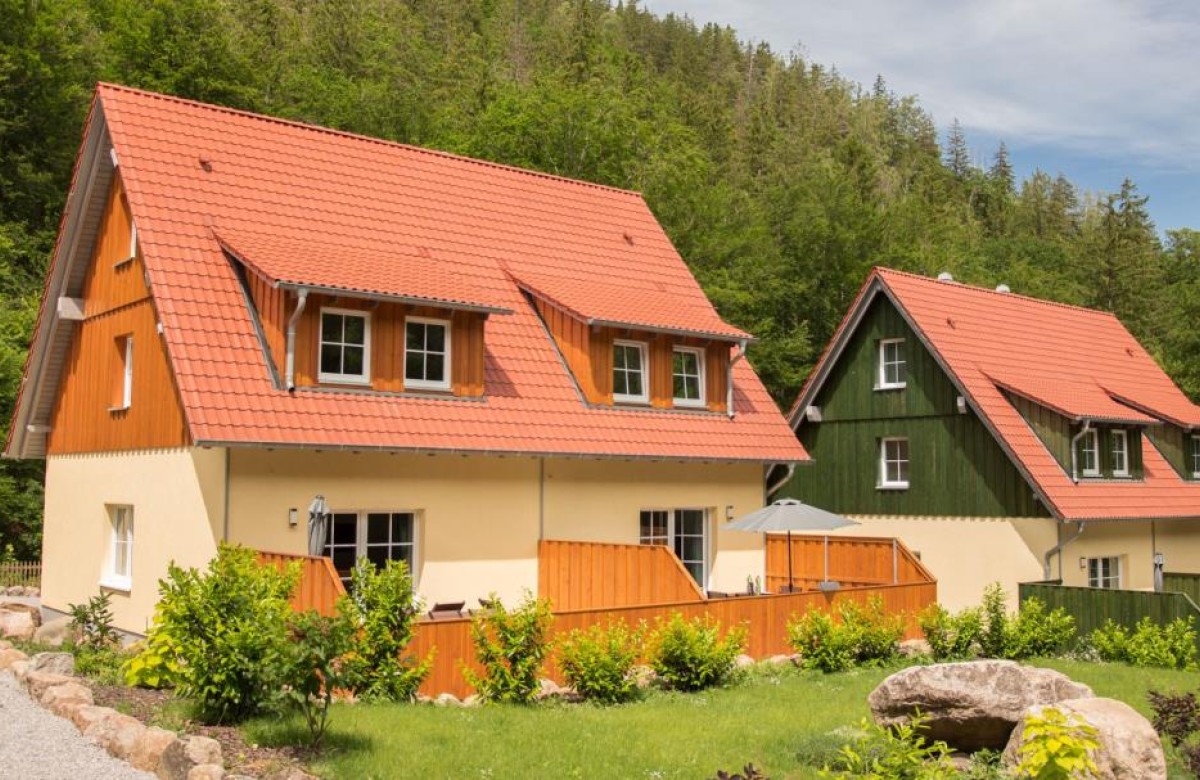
1088,617,1198,670
66,591,118,651
788,597,904,673
648,612,746,691
820,714,957,779
920,585,1075,662
73,644,131,686
918,604,982,661
1013,706,1100,780
1005,597,1075,659
979,583,1010,659
123,623,184,689
338,557,432,701
463,592,554,703
131,544,298,723
557,620,644,705
280,610,355,747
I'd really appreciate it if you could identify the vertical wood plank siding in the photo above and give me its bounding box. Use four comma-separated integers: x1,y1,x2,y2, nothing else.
1147,425,1195,480
1162,572,1200,605
763,534,934,592
47,174,190,454
1006,393,1145,479
537,540,705,610
1018,580,1200,650
781,296,1048,517
257,551,346,617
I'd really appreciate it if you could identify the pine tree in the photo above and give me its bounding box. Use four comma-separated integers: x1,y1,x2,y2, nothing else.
989,142,1014,194
944,119,972,178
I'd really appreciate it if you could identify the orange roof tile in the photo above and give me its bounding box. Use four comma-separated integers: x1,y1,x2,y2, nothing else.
60,84,805,463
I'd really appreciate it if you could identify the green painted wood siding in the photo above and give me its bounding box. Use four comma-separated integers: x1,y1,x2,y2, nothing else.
1146,424,1199,480
1005,391,1144,480
780,295,1049,517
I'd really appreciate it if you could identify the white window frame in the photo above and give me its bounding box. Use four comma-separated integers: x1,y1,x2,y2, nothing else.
101,505,133,592
639,507,710,588
612,339,649,404
324,509,420,588
879,437,910,489
110,335,133,412
403,316,452,391
1086,556,1121,589
671,346,706,408
1080,429,1100,477
318,307,372,385
1111,430,1130,477
129,220,138,260
1191,435,1200,479
877,338,907,390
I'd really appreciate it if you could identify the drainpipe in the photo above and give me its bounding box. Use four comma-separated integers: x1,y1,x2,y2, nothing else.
285,288,309,391
765,463,796,500
1069,419,1092,483
1043,521,1085,580
727,339,748,419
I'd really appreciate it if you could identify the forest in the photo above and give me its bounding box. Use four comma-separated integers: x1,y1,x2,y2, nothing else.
1,0,1196,557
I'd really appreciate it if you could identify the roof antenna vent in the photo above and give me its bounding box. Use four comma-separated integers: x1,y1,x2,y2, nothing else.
995,283,1011,293
622,232,634,245
936,271,954,282
198,157,213,172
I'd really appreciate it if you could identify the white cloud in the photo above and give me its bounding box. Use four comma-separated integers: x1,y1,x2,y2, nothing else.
643,0,1200,170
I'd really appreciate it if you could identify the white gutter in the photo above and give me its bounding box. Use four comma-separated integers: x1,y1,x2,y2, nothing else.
1069,419,1092,483
765,462,796,498
284,288,308,390
1043,521,1085,579
727,339,748,419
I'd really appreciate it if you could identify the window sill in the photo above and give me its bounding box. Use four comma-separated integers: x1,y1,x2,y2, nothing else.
672,399,707,409
405,381,452,393
112,256,136,269
613,398,651,407
877,483,909,491
318,375,372,386
99,577,131,593
874,384,906,392
108,405,130,414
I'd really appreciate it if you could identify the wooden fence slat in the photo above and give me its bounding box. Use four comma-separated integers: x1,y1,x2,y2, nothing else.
0,561,41,588
1018,580,1200,651
256,551,346,617
538,540,704,610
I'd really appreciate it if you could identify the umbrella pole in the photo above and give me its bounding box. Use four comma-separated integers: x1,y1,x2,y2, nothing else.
823,535,829,582
787,530,794,593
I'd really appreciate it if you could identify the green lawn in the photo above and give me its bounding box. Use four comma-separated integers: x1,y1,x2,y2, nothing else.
244,661,1200,779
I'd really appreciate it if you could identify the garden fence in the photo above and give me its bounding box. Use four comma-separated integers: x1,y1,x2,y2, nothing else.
1018,579,1200,648
0,560,41,588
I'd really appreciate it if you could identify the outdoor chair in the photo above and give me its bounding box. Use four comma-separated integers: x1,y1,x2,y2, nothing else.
427,601,466,620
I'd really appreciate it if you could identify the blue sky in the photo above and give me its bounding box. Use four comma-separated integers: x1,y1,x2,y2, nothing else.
643,0,1200,236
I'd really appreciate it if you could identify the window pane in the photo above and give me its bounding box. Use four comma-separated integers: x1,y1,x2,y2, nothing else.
343,346,364,376
613,346,628,371
392,514,413,544
679,536,704,563
426,354,445,382
894,358,908,384
321,313,342,342
332,548,356,574
332,514,357,543
676,509,704,535
613,368,629,396
320,344,341,375
366,546,390,570
405,351,425,380
367,513,390,544
343,315,365,344
673,375,686,398
406,322,424,350
426,324,445,352
684,561,703,584
626,371,643,397
625,346,642,372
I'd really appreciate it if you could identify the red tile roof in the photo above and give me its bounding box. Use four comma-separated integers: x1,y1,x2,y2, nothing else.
74,84,805,462
796,267,1200,520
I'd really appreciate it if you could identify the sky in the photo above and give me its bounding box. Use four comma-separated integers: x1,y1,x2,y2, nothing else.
643,0,1200,236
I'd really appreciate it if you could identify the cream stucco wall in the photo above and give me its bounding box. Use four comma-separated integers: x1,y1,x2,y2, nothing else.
1057,521,1157,590
43,448,225,634
1154,519,1200,576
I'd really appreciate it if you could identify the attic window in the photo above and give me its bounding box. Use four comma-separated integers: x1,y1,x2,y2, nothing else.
613,340,649,404
1079,430,1100,477
877,338,907,390
1111,430,1130,477
1192,436,1199,479
110,335,133,412
672,347,705,408
404,317,451,391
319,308,371,385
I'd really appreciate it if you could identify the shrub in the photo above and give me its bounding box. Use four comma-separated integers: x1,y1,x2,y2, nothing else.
979,583,1010,659
820,714,957,779
280,610,355,747
338,557,431,701
920,585,1074,662
648,612,746,691
66,591,118,651
918,604,982,661
1013,706,1100,780
788,609,855,673
463,592,554,703
1147,690,1200,747
1005,597,1075,659
1088,617,1198,670
123,622,184,689
557,620,643,704
788,597,904,673
132,544,298,723
74,644,131,686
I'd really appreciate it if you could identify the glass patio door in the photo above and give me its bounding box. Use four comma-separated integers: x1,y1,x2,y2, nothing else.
639,508,709,588
325,510,415,587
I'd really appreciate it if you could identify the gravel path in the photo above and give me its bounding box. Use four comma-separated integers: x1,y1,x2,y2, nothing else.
0,672,155,780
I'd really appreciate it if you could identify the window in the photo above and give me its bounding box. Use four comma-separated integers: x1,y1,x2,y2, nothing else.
877,338,907,389
129,220,138,260
324,510,417,588
1086,556,1121,589
1111,430,1130,477
404,317,451,391
639,508,709,587
319,309,371,384
1192,436,1200,479
1079,429,1100,477
613,340,648,404
103,505,133,591
672,347,705,407
879,437,910,489
111,335,133,411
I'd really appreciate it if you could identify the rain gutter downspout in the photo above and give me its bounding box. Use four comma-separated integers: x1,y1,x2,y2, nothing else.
727,339,748,419
285,288,309,391
766,463,797,499
1069,419,1092,483
1044,521,1085,580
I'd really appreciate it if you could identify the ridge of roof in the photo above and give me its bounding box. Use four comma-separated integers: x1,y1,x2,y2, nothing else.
96,82,645,199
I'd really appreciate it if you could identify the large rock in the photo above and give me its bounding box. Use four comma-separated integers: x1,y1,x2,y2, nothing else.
0,607,36,640
85,709,147,760
24,670,74,698
187,766,225,780
71,704,114,732
868,660,1093,751
41,681,94,717
33,616,75,647
158,735,223,780
131,727,179,773
30,651,75,676
1003,698,1165,780
0,647,28,670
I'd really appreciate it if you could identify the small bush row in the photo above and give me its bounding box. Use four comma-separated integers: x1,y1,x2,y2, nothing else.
786,596,905,673
1087,616,1198,671
917,584,1076,663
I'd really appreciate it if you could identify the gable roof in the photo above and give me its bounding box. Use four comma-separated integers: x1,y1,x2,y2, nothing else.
6,83,807,464
790,267,1200,521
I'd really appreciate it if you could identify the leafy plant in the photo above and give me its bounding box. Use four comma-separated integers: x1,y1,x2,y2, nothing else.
123,622,184,689
820,714,957,779
918,603,982,661
788,597,904,673
1147,690,1200,747
66,591,118,651
921,585,1074,662
557,620,643,704
979,583,1010,658
73,643,131,686
1005,597,1075,659
1014,707,1100,780
1088,617,1198,670
338,557,431,701
280,610,355,748
647,612,746,692
463,592,554,703
788,609,856,673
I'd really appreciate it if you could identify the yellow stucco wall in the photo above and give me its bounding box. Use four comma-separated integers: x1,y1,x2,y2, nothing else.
1058,521,1156,590
42,448,225,633
1155,519,1200,576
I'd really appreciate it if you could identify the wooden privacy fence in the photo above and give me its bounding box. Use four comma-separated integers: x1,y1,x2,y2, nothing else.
256,551,345,617
0,561,40,588
1163,572,1200,605
538,540,705,610
411,580,937,698
1018,580,1200,648
764,534,934,593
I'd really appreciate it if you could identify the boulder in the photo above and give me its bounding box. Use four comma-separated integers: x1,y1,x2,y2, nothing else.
9,659,30,681
30,651,75,676
0,638,11,650
868,660,1093,751
1003,698,1165,780
24,670,74,698
41,681,94,717
130,727,179,773
434,692,461,707
0,647,28,671
462,694,483,708
186,765,225,780
899,639,933,657
735,654,756,669
0,607,36,640
158,735,223,780
33,616,76,647
0,601,41,624
71,704,114,732
85,709,146,760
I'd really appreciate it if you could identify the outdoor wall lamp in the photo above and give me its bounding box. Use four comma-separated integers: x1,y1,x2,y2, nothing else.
288,507,298,527
725,505,734,522
1078,556,1087,570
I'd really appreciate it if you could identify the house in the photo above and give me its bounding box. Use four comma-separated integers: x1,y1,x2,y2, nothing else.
4,84,808,634
776,267,1200,610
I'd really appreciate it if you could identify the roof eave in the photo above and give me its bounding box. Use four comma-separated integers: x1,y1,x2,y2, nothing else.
273,280,512,316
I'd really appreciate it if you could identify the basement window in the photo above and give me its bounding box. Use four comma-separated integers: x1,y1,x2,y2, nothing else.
877,338,907,390
613,340,649,404
672,347,705,408
319,308,371,385
1086,556,1120,589
879,437,910,489
1111,430,1130,477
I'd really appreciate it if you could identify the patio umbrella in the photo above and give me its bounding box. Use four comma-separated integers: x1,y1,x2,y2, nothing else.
724,499,859,592
307,494,331,557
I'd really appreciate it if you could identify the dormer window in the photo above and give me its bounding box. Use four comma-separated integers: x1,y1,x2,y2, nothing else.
405,317,451,391
319,308,371,384
1080,429,1100,477
1111,430,1130,477
877,338,906,389
879,437,909,489
613,340,648,404
1192,436,1199,479
672,347,705,408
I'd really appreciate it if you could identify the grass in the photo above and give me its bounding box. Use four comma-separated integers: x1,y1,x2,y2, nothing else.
243,660,1200,780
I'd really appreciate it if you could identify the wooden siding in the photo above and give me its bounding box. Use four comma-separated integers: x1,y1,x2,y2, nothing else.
258,550,346,617
782,295,1048,517
1008,393,1145,480
763,534,934,592
47,174,189,454
1164,572,1200,605
537,540,705,610
243,270,286,380
532,297,729,412
411,580,937,698
1147,424,1196,480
